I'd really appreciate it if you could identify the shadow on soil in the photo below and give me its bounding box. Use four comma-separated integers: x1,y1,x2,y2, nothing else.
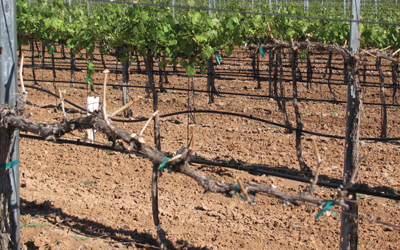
197,156,399,196
21,199,210,250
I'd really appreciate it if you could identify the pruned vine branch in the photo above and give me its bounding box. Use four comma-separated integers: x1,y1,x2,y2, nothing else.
1,95,353,211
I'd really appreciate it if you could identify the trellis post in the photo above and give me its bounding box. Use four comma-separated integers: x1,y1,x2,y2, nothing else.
0,0,20,248
172,0,175,18
340,0,360,249
87,0,89,17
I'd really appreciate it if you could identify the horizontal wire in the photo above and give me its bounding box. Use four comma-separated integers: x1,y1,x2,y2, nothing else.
22,84,400,142
23,82,400,108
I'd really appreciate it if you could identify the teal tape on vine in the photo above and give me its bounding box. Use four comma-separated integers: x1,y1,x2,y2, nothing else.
158,157,171,173
191,83,196,98
0,159,19,169
232,184,245,200
259,46,265,58
216,54,222,65
315,200,335,220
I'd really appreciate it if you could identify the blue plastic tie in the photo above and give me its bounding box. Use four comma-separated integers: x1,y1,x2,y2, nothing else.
232,184,245,200
0,159,19,169
85,77,88,84
259,46,266,58
158,157,171,173
315,200,336,220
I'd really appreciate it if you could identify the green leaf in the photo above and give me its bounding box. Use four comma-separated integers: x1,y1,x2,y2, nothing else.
186,65,196,76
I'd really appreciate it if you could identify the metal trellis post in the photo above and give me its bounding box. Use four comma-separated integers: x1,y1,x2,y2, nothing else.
172,0,175,18
0,0,20,248
340,0,360,248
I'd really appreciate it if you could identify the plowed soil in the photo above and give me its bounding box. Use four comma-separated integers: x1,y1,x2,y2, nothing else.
18,46,400,250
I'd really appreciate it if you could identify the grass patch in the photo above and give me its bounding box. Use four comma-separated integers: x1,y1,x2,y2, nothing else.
73,235,90,241
82,179,99,185
356,194,366,199
21,222,46,229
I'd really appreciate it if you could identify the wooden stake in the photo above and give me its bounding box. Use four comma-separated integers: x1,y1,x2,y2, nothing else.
58,90,66,121
139,110,159,137
236,177,250,202
310,137,323,193
392,48,400,57
267,22,274,39
109,99,136,118
102,69,114,132
19,55,28,103
19,55,25,93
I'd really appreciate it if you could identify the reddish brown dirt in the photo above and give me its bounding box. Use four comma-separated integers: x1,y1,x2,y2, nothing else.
18,46,399,250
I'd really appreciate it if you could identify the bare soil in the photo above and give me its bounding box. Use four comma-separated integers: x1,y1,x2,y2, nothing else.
18,46,400,250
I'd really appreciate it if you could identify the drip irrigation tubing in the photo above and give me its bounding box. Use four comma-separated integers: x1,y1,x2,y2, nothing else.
24,82,400,107
22,66,400,90
190,158,400,200
24,85,88,112
111,109,400,142
22,83,400,142
19,134,400,201
22,60,400,88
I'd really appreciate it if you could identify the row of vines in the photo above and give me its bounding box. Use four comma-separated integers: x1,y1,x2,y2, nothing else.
18,0,400,80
